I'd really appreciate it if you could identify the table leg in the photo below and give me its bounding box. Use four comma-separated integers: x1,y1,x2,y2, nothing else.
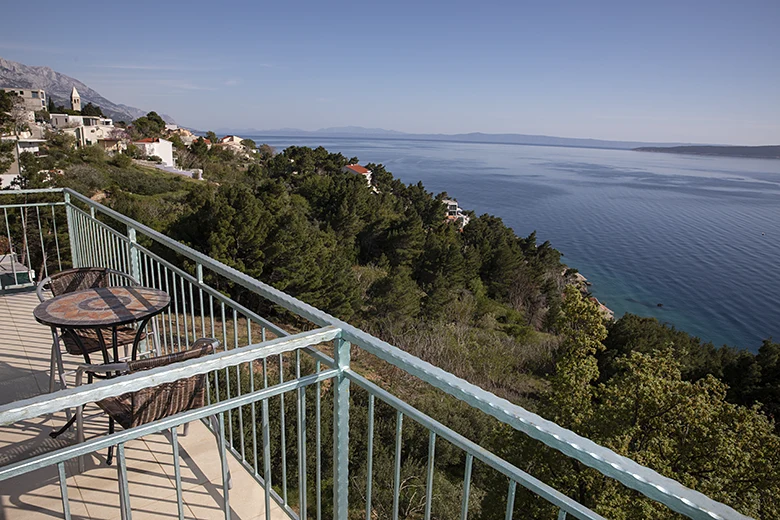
112,326,119,366
131,317,153,361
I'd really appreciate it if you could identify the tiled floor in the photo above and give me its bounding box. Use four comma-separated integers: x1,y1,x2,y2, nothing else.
0,290,287,519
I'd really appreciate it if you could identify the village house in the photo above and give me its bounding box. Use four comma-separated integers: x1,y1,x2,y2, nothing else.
0,86,47,115
50,114,116,147
0,137,47,178
133,137,174,167
342,163,372,186
443,198,470,229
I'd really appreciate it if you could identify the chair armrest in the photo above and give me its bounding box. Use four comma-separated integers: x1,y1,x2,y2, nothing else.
107,268,140,286
75,362,130,386
36,276,52,302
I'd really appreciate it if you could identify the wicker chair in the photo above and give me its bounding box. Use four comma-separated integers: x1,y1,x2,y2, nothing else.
37,267,160,392
75,339,231,489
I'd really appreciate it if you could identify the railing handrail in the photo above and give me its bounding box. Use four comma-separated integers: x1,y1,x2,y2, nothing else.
3,188,751,519
0,368,337,483
0,326,340,425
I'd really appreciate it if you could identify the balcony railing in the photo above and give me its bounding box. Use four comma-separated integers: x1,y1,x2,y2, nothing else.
0,188,752,520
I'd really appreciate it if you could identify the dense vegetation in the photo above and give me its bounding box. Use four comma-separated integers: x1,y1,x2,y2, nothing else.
4,132,780,518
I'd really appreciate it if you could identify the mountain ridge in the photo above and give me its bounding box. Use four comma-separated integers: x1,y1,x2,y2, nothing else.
0,56,174,124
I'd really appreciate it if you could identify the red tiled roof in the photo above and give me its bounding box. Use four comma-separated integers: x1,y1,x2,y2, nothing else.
345,164,370,174
135,138,159,143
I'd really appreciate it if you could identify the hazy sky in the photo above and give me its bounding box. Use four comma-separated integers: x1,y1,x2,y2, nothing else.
2,0,779,144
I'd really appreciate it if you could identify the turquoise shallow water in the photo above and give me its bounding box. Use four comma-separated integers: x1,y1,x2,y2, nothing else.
249,136,780,352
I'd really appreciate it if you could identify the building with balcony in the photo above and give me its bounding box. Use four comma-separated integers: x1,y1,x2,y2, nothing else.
50,114,116,148
0,87,47,113
0,188,753,520
443,198,470,229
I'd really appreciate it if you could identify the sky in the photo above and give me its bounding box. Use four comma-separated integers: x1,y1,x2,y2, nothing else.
2,0,779,145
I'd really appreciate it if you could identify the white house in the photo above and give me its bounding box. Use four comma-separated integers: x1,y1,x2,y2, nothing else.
342,164,372,186
442,198,470,229
51,114,115,147
133,137,174,167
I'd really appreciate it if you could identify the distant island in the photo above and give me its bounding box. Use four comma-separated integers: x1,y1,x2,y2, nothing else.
214,125,697,150
634,145,780,159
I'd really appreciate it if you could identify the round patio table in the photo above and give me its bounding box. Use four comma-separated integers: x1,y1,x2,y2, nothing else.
33,286,170,364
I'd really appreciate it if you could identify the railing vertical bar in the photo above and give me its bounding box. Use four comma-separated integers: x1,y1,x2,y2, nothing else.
156,261,168,353
365,393,374,520
2,209,18,285
262,395,272,519
76,211,88,267
198,263,206,346
85,213,94,266
424,431,436,520
180,276,190,347
164,266,176,351
116,229,124,273
142,249,150,288
209,294,216,337
102,227,111,269
105,226,114,270
19,208,33,277
315,360,322,520
35,206,48,278
118,443,132,520
171,427,185,520
557,509,568,520
333,337,350,520
171,268,181,350
188,279,197,340
218,413,231,520
63,193,77,268
51,206,62,271
233,310,245,461
460,454,474,520
79,212,89,268
297,348,307,520
505,480,517,520
392,411,403,520
69,210,79,269
221,302,232,447
108,228,117,272
211,296,220,405
249,319,259,477
57,462,72,520
279,352,288,505
94,221,105,268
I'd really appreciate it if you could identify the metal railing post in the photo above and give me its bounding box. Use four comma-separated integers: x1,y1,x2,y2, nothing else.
127,226,141,283
333,336,351,520
64,193,79,268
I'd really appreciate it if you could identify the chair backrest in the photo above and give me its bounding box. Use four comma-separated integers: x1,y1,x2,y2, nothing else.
127,338,217,428
37,267,139,302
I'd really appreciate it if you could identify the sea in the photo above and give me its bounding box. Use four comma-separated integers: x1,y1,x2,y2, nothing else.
247,136,780,353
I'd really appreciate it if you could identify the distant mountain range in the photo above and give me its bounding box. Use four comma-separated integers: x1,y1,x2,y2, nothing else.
214,126,697,150
0,56,174,124
635,145,780,160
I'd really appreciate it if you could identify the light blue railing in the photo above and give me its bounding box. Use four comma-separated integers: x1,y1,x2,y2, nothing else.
0,189,753,520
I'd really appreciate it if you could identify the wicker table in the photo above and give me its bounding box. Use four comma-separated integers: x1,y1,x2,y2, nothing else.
33,286,170,365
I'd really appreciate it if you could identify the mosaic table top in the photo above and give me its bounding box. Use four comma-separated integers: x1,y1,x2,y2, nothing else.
34,286,170,329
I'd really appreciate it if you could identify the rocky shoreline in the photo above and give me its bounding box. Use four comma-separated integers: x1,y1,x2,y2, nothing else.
571,271,615,320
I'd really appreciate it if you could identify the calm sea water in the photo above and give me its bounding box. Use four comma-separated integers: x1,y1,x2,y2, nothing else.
249,136,780,352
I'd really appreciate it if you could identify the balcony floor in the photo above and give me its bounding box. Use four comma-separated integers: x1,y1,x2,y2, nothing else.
0,290,287,520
